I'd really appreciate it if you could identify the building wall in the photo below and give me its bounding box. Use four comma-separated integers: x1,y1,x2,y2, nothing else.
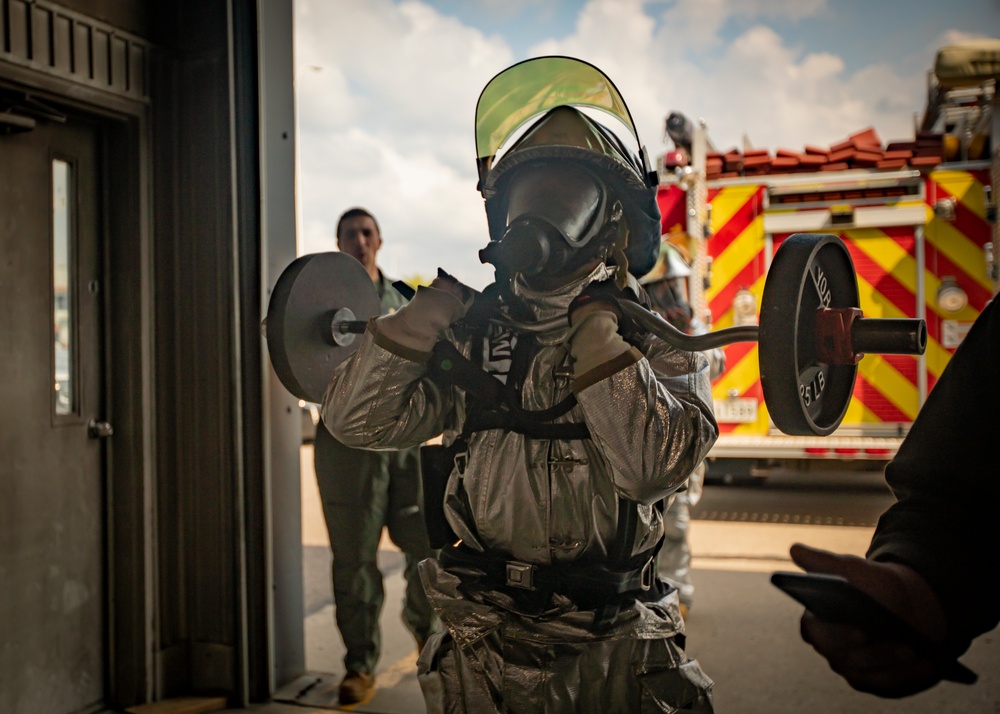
0,0,299,707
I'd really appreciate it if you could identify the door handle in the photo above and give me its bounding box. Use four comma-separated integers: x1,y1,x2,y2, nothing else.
88,419,114,439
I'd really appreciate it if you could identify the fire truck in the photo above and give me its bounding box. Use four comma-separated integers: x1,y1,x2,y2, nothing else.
656,40,999,481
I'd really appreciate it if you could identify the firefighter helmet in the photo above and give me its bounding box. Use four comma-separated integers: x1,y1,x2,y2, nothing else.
640,242,693,330
474,56,661,279
639,242,692,285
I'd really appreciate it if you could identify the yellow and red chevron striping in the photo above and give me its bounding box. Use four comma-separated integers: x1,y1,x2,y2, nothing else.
845,228,918,319
924,168,992,389
834,231,919,423
706,185,767,434
708,254,767,329
772,229,921,426
656,185,687,235
706,185,766,329
712,341,765,435
707,186,764,255
704,166,993,440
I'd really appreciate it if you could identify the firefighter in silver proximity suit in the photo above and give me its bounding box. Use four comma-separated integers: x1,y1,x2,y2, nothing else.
641,243,726,617
322,57,719,713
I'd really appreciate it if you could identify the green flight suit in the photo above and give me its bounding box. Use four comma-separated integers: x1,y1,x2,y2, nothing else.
315,271,437,675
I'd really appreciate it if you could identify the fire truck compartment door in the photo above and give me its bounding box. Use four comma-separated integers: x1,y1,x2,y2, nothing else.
764,203,927,234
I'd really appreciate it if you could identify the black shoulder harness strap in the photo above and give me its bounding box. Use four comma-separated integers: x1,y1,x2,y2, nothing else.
427,338,590,441
423,300,655,585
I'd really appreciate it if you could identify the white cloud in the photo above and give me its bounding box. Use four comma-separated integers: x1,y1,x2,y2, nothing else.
520,0,921,162
696,25,920,150
295,0,512,286
528,1,681,172
931,28,994,53
294,0,982,289
654,0,828,53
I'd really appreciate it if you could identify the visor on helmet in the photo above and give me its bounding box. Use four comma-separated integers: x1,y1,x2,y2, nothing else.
475,57,661,278
475,56,645,183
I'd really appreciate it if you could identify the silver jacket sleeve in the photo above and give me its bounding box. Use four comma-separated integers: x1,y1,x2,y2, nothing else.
577,337,716,505
321,322,456,450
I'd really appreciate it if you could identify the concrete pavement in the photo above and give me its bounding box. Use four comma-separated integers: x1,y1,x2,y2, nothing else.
226,447,998,713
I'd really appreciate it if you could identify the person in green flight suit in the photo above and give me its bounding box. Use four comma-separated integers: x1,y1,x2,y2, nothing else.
314,207,439,704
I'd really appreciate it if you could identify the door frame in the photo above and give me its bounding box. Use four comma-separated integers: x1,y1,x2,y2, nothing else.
1,1,301,705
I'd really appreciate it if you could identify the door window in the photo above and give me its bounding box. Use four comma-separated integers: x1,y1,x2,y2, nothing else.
52,157,74,416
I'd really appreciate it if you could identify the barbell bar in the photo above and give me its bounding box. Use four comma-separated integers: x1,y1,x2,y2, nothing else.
264,233,927,436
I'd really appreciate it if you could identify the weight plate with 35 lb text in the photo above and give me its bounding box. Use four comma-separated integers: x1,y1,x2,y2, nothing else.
758,234,859,436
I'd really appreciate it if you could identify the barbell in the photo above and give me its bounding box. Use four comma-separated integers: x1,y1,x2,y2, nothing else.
263,233,926,436
263,251,382,405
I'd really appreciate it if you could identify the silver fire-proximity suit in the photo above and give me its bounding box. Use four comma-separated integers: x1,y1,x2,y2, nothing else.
322,259,719,712
641,244,725,611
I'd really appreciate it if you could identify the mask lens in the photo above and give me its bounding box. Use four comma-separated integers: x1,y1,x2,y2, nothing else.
505,163,605,247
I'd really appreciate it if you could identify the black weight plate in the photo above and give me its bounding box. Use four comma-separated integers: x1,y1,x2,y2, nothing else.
759,234,859,436
265,252,381,404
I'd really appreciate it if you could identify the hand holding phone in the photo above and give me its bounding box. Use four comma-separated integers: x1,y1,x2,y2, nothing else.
771,570,977,685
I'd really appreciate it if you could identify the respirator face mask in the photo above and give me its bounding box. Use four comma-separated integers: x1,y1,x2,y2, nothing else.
479,162,613,278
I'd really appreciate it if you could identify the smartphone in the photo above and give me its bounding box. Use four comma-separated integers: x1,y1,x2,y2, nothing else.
771,571,977,685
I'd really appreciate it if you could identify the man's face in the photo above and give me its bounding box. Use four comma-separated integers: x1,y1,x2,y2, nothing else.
337,215,382,276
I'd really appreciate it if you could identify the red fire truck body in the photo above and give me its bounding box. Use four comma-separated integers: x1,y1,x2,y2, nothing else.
656,41,998,478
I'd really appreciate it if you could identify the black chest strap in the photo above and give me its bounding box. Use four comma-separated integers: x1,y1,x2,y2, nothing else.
428,338,589,440
422,317,660,603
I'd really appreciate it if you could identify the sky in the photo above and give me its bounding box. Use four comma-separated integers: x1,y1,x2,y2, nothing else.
293,0,998,289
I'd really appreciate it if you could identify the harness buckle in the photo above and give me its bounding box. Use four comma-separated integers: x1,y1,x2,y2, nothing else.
505,561,536,590
640,557,654,591
453,450,468,475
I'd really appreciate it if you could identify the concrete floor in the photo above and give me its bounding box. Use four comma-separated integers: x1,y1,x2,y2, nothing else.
221,447,999,714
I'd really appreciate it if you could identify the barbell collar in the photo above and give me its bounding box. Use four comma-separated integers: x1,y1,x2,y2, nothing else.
816,307,927,364
337,320,370,334
330,308,368,347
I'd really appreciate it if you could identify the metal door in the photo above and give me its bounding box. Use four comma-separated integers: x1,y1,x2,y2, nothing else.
0,116,108,713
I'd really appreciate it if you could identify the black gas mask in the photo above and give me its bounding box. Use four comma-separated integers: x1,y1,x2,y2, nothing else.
479,162,621,279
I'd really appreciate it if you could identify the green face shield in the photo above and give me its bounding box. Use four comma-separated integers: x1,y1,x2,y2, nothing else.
475,56,652,188
474,56,662,280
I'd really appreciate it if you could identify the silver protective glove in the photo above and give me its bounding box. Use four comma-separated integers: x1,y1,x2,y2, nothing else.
376,273,473,353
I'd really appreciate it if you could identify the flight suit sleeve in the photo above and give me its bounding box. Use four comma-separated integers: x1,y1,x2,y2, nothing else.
867,298,1000,656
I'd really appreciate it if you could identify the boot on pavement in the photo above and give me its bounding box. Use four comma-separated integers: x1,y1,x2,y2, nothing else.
339,671,375,704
